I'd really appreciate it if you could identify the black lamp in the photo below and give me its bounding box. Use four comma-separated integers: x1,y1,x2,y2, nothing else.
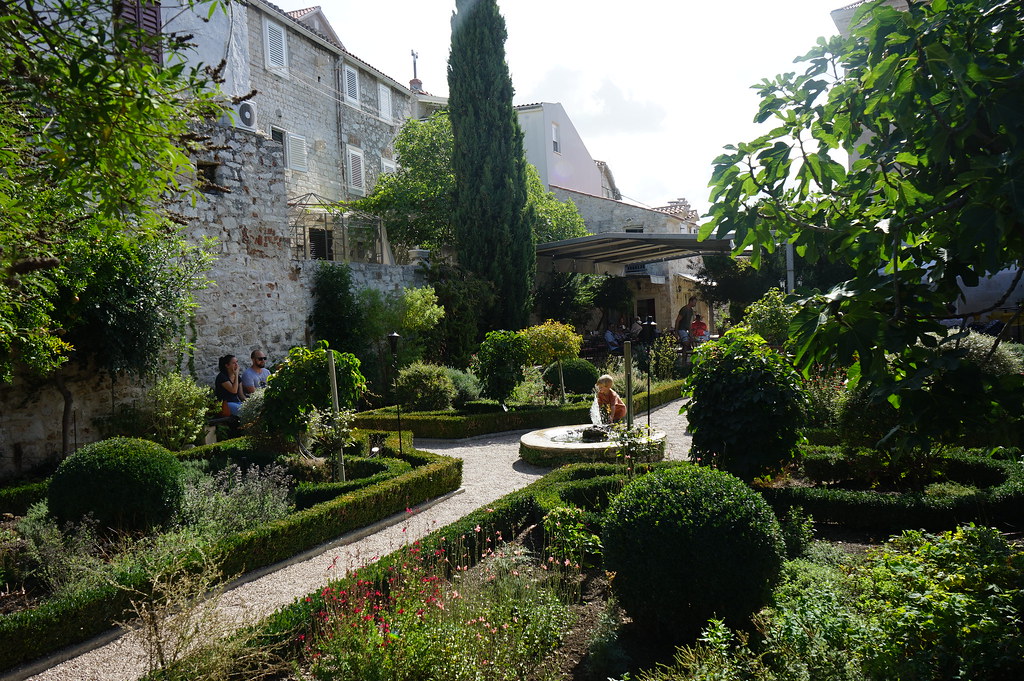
643,317,657,430
387,332,402,456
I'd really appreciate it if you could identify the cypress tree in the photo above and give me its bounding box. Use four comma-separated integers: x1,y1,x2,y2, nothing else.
447,0,536,330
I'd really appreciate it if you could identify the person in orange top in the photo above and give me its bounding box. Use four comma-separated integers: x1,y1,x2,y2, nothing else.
595,374,627,424
690,314,709,344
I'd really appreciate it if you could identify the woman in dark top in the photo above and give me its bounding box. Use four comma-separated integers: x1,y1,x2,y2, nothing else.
215,354,244,416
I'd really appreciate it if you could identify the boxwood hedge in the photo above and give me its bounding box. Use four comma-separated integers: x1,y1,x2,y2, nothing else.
761,447,1024,532
354,380,685,438
0,430,460,674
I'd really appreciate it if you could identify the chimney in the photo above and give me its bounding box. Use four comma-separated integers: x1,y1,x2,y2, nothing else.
410,78,423,93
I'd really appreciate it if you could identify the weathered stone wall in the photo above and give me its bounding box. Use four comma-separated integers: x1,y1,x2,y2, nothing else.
0,123,423,481
245,3,412,205
0,363,147,481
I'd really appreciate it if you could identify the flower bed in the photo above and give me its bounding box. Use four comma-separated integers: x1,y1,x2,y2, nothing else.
0,431,461,674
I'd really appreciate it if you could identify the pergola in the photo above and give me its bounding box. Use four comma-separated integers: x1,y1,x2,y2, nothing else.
535,232,733,269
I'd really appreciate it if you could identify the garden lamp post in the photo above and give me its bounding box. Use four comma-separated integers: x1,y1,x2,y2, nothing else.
388,332,403,456
643,317,657,430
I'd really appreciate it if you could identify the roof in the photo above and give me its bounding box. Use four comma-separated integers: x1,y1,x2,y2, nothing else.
536,232,733,266
252,0,409,91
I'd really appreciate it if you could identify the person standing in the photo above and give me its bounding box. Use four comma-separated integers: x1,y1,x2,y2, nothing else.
675,296,698,341
595,374,627,423
241,349,271,395
215,354,244,416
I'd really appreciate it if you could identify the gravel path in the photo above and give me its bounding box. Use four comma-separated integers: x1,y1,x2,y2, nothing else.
14,399,690,681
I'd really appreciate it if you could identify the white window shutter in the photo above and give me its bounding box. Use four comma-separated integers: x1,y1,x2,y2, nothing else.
344,65,359,103
378,83,392,121
264,20,287,71
287,133,307,171
348,147,364,192
381,158,397,175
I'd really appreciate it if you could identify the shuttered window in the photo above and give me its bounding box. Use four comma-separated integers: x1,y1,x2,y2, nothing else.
264,19,288,73
344,65,360,104
378,83,392,121
287,134,307,171
347,146,364,194
117,0,163,65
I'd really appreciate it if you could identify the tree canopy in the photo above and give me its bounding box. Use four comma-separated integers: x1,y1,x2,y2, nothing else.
0,0,226,380
704,0,1024,446
448,0,535,330
353,110,588,254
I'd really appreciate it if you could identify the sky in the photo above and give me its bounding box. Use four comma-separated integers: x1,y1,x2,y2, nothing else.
278,0,845,217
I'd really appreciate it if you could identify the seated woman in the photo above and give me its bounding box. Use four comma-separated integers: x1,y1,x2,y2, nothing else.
215,354,244,416
690,314,709,344
595,374,627,424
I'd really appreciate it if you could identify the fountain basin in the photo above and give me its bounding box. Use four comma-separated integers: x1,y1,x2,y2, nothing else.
519,424,666,467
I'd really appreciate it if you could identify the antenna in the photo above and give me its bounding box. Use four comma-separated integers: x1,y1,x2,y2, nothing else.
411,50,419,79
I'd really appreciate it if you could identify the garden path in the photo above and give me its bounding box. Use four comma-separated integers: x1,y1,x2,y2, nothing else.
18,399,690,681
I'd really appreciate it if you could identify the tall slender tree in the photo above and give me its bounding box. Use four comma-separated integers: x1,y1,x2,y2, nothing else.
447,0,535,330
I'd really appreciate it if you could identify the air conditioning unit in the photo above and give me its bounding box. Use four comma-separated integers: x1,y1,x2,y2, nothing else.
235,101,257,130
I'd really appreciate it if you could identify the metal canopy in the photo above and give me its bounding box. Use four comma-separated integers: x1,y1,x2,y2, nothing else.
536,232,733,266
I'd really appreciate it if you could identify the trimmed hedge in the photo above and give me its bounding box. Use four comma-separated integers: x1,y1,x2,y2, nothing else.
354,379,685,438
294,457,413,510
252,462,692,658
47,438,185,532
0,479,49,516
0,430,461,674
761,447,1024,532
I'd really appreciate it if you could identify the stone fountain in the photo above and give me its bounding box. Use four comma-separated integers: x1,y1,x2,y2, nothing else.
519,341,667,466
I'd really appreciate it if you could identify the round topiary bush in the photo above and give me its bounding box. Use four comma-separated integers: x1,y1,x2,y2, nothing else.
395,362,457,411
602,465,785,641
683,328,807,480
542,357,599,395
47,437,185,533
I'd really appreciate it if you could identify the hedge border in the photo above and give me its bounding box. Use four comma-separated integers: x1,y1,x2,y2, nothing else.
294,457,413,510
0,431,461,674
353,379,685,439
761,447,1024,532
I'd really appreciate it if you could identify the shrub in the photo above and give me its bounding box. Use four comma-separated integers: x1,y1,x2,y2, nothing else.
96,373,213,450
602,465,785,641
931,329,1024,376
476,330,529,405
149,373,212,450
542,357,599,395
47,437,185,533
442,366,481,408
395,362,457,411
650,334,677,380
802,367,848,429
741,287,798,347
177,463,292,539
854,526,1024,680
258,342,366,442
837,383,900,447
683,328,807,480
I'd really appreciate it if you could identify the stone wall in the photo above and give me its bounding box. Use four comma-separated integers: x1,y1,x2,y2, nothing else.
0,124,423,481
552,187,685,235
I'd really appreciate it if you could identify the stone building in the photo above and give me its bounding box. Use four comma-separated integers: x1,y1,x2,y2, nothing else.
0,3,424,479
